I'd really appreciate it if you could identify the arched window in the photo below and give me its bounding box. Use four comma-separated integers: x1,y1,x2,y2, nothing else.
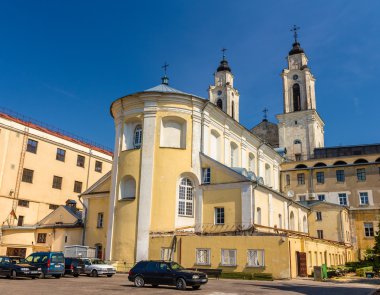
295,164,307,169
333,161,347,166
290,211,295,230
231,101,235,119
178,178,194,217
265,163,271,187
230,142,238,167
293,83,301,111
314,162,327,167
119,175,136,199
133,125,142,149
278,214,282,229
248,153,255,172
256,207,262,225
217,99,223,110
354,158,368,164
160,117,186,148
210,130,221,161
303,216,308,233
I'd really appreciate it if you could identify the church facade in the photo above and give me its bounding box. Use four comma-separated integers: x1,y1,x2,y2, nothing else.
82,43,352,279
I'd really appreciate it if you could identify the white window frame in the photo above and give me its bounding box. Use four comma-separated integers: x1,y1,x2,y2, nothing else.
202,168,211,184
317,230,324,239
339,193,348,206
316,212,322,221
97,212,104,228
133,125,143,149
178,178,194,217
221,249,237,266
317,194,325,201
247,249,265,267
364,222,374,237
214,207,225,225
196,248,210,266
161,247,173,261
359,192,369,205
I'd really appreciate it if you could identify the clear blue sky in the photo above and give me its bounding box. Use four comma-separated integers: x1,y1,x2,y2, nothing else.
1,1,379,150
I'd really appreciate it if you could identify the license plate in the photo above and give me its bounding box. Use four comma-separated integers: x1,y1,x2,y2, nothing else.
55,265,60,268
31,271,39,274
201,279,207,282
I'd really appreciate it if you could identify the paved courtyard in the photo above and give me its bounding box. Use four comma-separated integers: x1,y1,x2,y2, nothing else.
0,274,379,295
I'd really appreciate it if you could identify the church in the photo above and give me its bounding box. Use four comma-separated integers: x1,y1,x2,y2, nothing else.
81,35,353,279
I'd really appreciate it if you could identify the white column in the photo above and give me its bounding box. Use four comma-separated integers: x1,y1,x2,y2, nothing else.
297,207,302,232
258,150,265,178
195,189,203,232
202,112,210,156
241,140,247,170
136,100,157,262
284,202,289,229
268,193,273,227
192,101,203,174
241,184,252,229
273,164,279,191
223,127,230,166
105,115,123,260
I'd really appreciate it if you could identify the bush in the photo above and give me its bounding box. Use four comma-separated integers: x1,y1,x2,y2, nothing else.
356,266,373,277
220,272,273,281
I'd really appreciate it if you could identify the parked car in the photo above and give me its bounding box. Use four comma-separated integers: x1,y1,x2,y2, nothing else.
81,258,116,277
0,256,41,279
128,260,208,290
64,257,85,277
26,252,65,279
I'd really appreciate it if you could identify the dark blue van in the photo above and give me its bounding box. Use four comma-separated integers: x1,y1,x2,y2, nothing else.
26,252,65,278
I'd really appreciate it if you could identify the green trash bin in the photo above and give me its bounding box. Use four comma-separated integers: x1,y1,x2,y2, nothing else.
322,264,327,280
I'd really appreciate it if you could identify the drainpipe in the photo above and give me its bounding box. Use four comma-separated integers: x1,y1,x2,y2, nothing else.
78,194,87,246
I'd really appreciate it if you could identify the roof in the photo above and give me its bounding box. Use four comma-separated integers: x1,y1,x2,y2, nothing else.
297,200,349,209
144,83,186,94
0,110,113,156
217,59,231,72
289,42,305,55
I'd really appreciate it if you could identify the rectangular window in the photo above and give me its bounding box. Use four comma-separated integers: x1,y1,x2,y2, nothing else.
196,249,210,265
339,193,348,206
357,168,366,181
214,207,225,225
295,154,301,161
202,168,211,184
297,173,305,185
317,230,324,239
49,204,59,210
318,194,325,201
52,176,63,189
18,199,29,207
286,174,290,186
37,233,47,243
21,168,34,183
221,249,237,266
74,181,83,193
17,215,24,226
336,170,345,182
299,195,306,202
316,212,322,221
95,161,102,173
359,192,369,205
316,172,325,184
364,223,374,237
77,155,85,168
247,249,265,267
26,139,38,154
161,248,173,261
97,212,104,228
56,148,66,162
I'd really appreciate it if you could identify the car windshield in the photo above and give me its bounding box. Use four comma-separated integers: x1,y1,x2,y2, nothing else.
12,258,27,264
51,254,64,263
170,262,184,270
91,259,106,264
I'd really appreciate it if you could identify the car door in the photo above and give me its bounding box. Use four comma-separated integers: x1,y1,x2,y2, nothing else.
157,262,174,285
2,257,11,276
0,257,5,276
143,262,158,284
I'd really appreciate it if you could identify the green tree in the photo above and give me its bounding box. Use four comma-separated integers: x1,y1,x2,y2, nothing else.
373,221,380,255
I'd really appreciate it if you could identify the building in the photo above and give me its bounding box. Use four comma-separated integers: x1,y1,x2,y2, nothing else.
0,110,113,230
81,49,352,279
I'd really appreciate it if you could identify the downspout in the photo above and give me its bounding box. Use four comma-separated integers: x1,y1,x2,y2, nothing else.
78,194,87,246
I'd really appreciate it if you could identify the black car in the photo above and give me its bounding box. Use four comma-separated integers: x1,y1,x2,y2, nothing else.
128,261,208,290
0,256,41,279
64,258,85,277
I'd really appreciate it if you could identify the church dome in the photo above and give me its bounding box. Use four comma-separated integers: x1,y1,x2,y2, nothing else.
289,42,304,56
217,59,231,72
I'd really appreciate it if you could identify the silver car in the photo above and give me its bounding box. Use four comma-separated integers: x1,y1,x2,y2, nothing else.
82,258,116,277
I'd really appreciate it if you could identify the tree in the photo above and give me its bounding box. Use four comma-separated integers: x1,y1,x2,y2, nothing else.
373,221,380,255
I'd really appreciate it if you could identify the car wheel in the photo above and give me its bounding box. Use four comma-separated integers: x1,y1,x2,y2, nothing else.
40,272,46,279
192,285,201,290
53,274,61,279
91,269,98,277
31,277,36,280
10,270,17,280
134,275,145,288
106,274,113,277
176,278,187,290
73,273,79,278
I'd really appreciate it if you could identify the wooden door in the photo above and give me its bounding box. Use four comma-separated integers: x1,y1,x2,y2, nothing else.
297,251,307,277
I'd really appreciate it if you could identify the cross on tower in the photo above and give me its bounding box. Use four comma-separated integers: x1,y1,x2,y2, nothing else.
290,25,300,43
221,48,227,60
161,62,169,85
263,108,268,121
162,62,169,76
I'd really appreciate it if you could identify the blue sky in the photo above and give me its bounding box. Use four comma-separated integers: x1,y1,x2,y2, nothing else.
0,1,379,150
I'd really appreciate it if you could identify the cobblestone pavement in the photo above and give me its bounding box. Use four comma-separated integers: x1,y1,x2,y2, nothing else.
0,274,378,295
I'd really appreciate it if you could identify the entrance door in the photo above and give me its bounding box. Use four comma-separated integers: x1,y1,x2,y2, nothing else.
296,251,307,277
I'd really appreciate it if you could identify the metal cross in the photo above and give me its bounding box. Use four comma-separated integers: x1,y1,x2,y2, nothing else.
221,48,227,60
290,25,300,43
263,108,268,120
162,62,169,76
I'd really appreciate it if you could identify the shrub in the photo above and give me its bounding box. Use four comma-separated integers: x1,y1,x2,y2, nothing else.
356,266,373,277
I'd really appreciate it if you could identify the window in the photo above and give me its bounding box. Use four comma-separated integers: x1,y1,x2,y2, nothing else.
119,175,136,199
133,125,143,149
26,139,38,153
295,154,302,161
256,207,262,225
297,173,305,185
74,181,83,193
77,155,85,167
286,174,290,186
318,194,325,201
210,130,221,161
359,192,369,205
52,176,63,189
303,216,308,233
18,199,29,207
316,212,322,221
49,204,59,210
95,161,102,173
316,172,325,184
37,233,47,243
97,213,104,228
65,236,68,243
317,230,324,239
336,170,345,182
231,101,235,119
217,99,223,109
161,248,172,261
293,83,301,111
56,148,66,162
230,142,238,167
178,178,194,216
339,193,348,206
289,211,295,230
278,214,282,229
265,163,271,187
221,249,237,266
247,250,264,267
202,168,211,184
196,249,210,265
299,195,306,201
22,168,34,183
214,207,225,225
364,223,374,237
248,153,255,172
17,215,24,226
357,168,366,181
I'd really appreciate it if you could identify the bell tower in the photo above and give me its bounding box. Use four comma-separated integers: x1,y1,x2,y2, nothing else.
276,26,325,160
209,49,240,121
